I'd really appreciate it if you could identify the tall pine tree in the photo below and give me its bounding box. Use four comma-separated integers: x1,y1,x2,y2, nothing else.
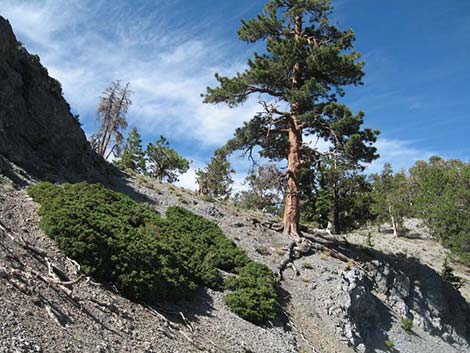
204,0,378,237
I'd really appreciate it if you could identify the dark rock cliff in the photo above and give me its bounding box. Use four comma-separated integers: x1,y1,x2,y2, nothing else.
0,16,108,183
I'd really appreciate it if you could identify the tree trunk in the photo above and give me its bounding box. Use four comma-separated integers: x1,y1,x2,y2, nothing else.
283,14,303,239
283,120,302,238
331,182,340,234
332,202,340,235
389,204,398,237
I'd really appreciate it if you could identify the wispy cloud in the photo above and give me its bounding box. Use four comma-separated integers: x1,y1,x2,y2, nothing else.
367,138,436,174
1,0,257,148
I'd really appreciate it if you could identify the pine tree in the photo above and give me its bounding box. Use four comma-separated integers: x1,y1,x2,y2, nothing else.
440,258,464,290
313,156,373,234
370,164,412,236
115,127,146,173
235,164,284,215
196,149,234,199
90,81,131,159
146,136,190,183
204,0,378,238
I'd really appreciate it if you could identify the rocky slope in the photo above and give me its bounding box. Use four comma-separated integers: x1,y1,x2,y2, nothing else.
1,176,470,353
0,16,107,184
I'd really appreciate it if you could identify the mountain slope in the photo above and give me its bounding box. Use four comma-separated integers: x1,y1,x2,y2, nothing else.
0,15,469,353
2,176,470,353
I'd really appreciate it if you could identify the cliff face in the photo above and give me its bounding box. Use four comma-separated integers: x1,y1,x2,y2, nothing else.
0,16,106,183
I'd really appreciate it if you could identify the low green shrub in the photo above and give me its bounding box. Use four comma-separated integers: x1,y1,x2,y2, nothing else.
225,262,279,324
385,340,395,350
400,318,413,332
160,206,248,288
28,182,279,324
28,182,193,301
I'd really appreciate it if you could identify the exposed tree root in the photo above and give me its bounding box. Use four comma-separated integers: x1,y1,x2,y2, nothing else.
246,218,351,279
274,224,358,280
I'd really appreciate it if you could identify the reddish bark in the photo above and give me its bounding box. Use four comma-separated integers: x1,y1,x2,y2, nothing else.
283,14,303,238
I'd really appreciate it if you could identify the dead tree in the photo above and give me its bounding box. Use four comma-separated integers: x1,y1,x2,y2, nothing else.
91,81,132,159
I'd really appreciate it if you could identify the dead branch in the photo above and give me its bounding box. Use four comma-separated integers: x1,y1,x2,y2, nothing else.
42,297,71,328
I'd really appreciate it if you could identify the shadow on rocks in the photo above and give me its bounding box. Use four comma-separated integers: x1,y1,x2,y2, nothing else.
315,235,470,351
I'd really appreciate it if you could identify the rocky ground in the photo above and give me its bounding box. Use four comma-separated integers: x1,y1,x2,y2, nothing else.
2,173,469,353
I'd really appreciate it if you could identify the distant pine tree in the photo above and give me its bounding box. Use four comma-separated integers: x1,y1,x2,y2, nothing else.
146,136,190,183
196,149,234,199
115,127,146,173
441,258,464,290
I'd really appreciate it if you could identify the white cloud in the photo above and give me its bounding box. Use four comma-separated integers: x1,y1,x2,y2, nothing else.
175,166,199,191
303,134,332,153
367,138,436,173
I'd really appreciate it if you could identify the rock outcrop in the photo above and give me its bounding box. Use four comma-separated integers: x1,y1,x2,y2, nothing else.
0,16,107,183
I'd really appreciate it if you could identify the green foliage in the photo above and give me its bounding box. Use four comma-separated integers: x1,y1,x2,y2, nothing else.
410,157,470,263
367,156,470,264
161,206,249,278
204,1,365,111
115,127,146,173
385,340,395,350
234,164,284,215
370,163,412,236
28,182,192,301
196,149,234,199
28,182,279,324
146,136,190,183
440,258,464,290
225,262,279,324
401,318,413,332
300,157,374,233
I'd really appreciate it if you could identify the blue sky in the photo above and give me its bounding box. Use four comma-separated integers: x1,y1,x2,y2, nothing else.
2,0,469,189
